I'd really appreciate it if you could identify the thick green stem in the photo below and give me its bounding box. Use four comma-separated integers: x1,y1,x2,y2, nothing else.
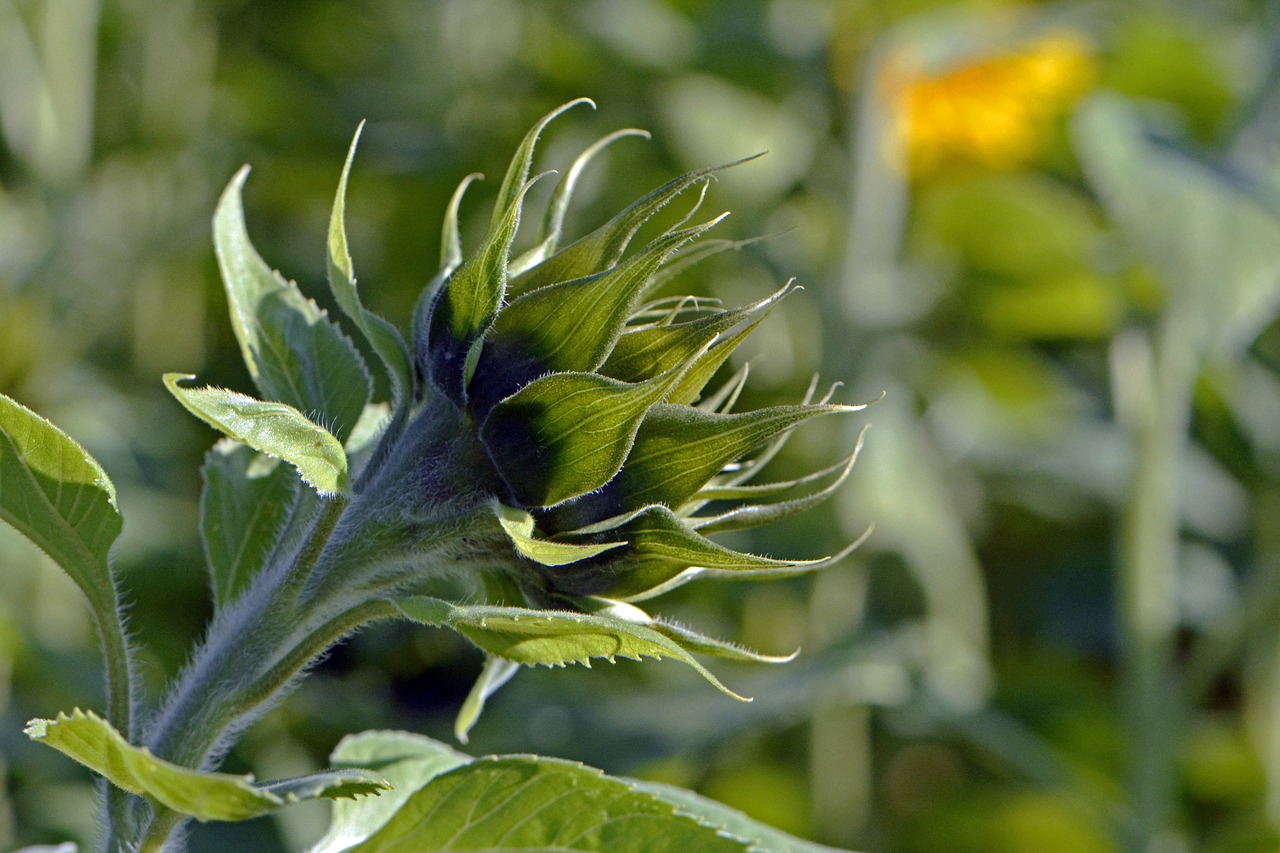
1114,320,1195,851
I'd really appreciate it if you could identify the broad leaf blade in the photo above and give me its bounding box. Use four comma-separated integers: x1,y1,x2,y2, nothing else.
200,440,296,609
0,391,121,609
350,756,750,853
480,364,691,508
214,168,372,443
311,731,472,853
327,123,414,415
395,596,747,700
165,374,348,495
628,779,855,853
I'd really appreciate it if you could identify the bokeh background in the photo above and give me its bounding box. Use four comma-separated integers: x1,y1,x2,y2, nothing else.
4,0,1280,850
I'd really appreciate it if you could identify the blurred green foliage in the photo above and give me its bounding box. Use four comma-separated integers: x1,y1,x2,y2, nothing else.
5,0,1280,851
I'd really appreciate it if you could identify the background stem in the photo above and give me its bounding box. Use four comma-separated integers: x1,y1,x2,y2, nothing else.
1114,319,1196,850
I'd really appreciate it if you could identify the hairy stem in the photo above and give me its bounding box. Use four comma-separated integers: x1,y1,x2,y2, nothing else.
94,598,135,851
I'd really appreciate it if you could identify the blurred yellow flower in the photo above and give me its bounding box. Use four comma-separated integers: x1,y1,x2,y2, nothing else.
883,32,1096,178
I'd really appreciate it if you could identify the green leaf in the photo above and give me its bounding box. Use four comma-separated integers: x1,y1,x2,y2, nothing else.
627,779,854,853
1074,94,1280,357
427,175,548,400
666,314,766,407
602,284,792,383
454,654,520,744
575,505,823,600
493,501,624,566
200,440,296,608
350,756,751,853
649,619,796,665
311,731,472,853
214,167,372,442
511,128,651,276
508,156,760,298
327,122,414,415
412,173,483,372
24,709,389,822
0,391,121,610
614,400,861,514
165,374,348,495
692,444,861,534
394,596,748,700
490,98,594,233
480,363,693,508
471,218,725,417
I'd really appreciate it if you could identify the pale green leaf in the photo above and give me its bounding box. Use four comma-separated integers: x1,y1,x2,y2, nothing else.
164,374,348,495
650,620,797,665
454,654,520,744
480,363,692,507
394,596,748,700
24,709,388,821
200,440,295,608
350,756,750,853
1075,94,1280,357
493,502,624,566
327,122,414,415
0,391,121,611
310,731,472,853
214,167,372,442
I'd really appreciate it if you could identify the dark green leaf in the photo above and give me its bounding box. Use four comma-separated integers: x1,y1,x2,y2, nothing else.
427,175,547,400
412,172,483,380
350,756,749,853
200,440,296,609
0,391,121,612
165,374,348,495
472,217,724,414
214,167,372,442
480,364,692,508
